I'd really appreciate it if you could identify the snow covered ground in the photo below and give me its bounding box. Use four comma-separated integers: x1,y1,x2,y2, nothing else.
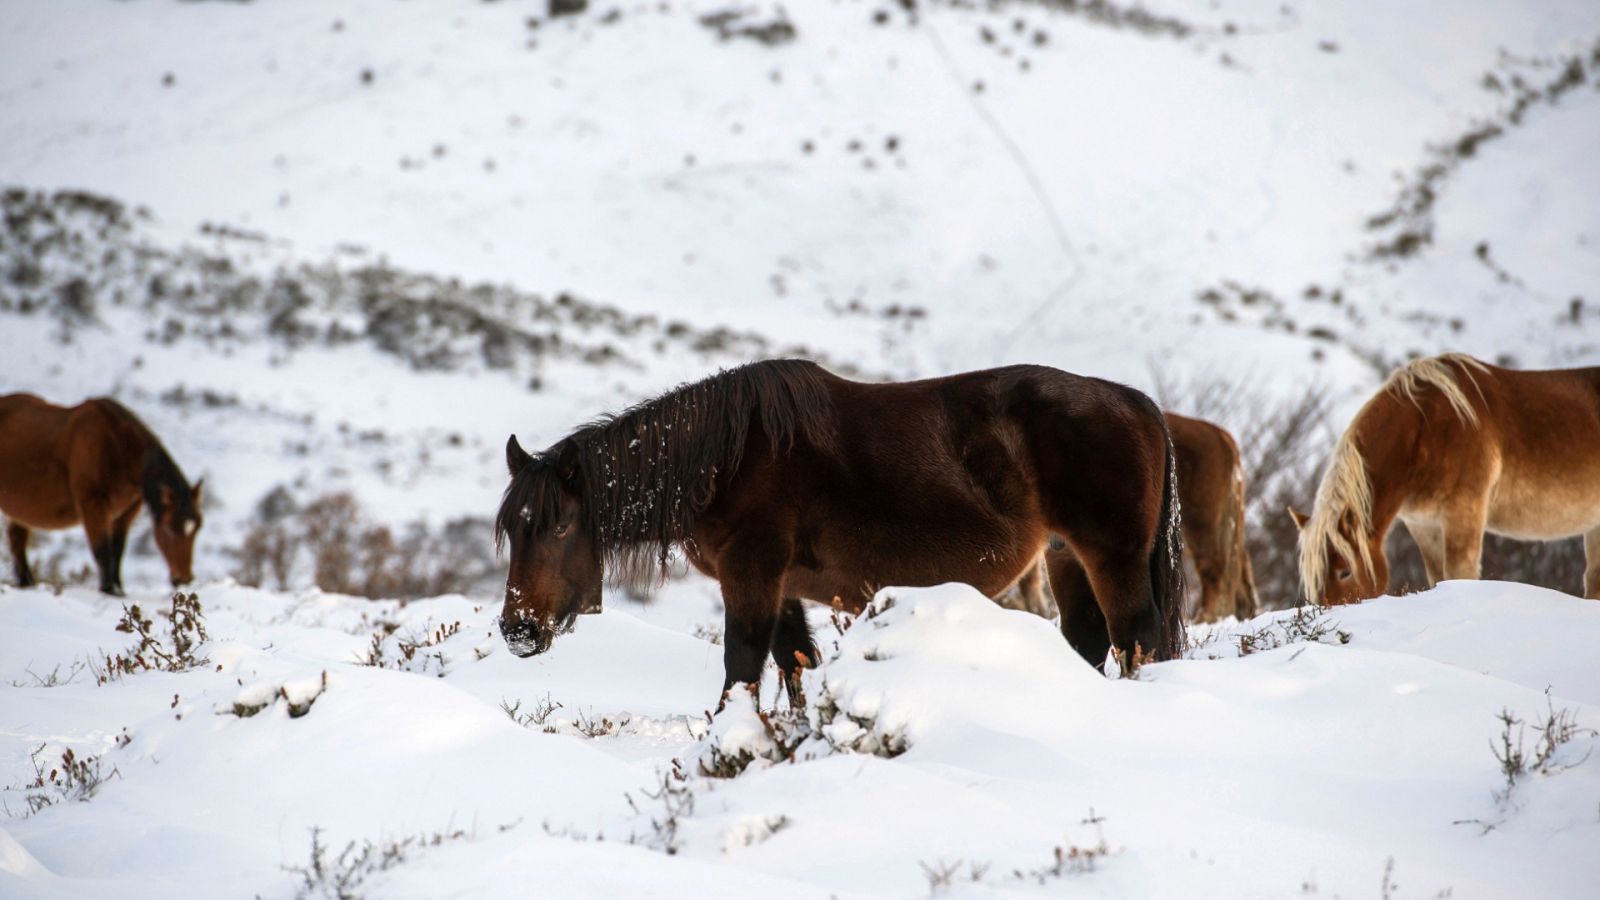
3,0,1598,583
1,579,1596,898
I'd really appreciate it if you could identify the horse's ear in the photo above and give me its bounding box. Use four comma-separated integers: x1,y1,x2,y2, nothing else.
1287,506,1310,531
191,477,204,503
555,442,580,483
506,434,532,476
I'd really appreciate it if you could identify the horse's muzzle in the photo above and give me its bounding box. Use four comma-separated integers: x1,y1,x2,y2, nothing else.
501,614,576,658
502,621,551,658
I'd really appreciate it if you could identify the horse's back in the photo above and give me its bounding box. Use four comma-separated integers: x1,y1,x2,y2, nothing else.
0,394,87,528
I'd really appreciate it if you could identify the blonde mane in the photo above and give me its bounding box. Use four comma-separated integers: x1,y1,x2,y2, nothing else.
1298,354,1489,601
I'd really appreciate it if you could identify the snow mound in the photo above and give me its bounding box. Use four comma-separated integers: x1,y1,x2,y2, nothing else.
4,580,1600,897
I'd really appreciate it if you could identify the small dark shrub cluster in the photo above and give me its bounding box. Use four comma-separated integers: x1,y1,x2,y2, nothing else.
698,8,797,46
96,592,210,683
1234,604,1351,656
624,761,697,855
235,491,499,600
287,824,481,900
359,619,464,676
500,694,563,732
1489,691,1595,804
8,744,121,817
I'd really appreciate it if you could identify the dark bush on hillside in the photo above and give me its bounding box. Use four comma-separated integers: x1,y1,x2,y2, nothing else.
234,490,499,600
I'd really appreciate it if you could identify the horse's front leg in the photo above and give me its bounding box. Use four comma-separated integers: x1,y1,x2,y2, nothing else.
7,523,34,587
1406,519,1446,587
716,537,791,707
1440,501,1489,583
79,507,121,596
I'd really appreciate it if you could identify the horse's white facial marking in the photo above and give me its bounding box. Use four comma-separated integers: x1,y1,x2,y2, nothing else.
519,504,532,522
183,519,197,537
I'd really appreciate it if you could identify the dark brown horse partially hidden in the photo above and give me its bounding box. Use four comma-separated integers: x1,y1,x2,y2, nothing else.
495,360,1184,698
0,394,203,595
1006,411,1258,623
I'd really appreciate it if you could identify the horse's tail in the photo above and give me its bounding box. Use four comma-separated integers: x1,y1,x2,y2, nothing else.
1149,418,1187,660
1227,460,1259,620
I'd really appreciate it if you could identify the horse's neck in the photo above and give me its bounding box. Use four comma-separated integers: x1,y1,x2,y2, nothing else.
1351,402,1416,543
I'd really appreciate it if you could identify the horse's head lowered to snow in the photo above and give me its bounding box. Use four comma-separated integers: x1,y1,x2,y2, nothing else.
151,476,204,587
495,435,602,657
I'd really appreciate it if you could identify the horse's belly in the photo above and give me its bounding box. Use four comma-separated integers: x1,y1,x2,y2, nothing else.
784,532,1044,610
0,477,79,530
1488,469,1600,539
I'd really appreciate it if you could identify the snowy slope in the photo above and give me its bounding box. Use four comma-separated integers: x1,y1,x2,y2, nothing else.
1,579,1596,898
3,0,1598,387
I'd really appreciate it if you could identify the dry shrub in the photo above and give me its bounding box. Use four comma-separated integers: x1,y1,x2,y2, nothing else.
233,489,498,600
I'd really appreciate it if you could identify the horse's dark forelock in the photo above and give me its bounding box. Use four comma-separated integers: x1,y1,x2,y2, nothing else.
495,359,838,589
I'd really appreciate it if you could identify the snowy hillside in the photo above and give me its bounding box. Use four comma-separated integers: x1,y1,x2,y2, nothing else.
5,0,1600,383
2,578,1597,897
4,0,1599,590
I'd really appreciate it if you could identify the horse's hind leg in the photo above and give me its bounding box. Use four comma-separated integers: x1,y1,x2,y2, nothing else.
1072,540,1161,676
7,522,34,587
1189,529,1227,624
1583,526,1600,600
1046,548,1110,671
770,598,819,708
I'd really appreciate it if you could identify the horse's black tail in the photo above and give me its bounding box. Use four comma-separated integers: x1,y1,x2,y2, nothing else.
1149,419,1187,660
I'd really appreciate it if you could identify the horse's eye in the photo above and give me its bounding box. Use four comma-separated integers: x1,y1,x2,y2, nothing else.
553,523,570,539
1336,569,1352,581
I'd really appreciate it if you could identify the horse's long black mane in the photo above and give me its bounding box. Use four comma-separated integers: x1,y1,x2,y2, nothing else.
97,397,197,521
496,359,838,587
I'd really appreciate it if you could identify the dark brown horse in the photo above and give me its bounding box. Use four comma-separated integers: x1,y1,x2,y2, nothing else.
0,394,203,595
1293,354,1600,603
1006,411,1258,623
495,360,1184,697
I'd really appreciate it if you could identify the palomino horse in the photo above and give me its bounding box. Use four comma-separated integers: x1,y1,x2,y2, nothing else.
0,394,204,594
1004,411,1258,623
495,360,1185,697
1293,353,1600,604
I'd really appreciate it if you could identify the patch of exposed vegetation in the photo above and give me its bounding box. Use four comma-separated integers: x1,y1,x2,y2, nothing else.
95,592,210,683
0,186,861,381
5,744,122,818
1365,38,1600,260
235,490,499,600
286,823,495,900
698,7,797,46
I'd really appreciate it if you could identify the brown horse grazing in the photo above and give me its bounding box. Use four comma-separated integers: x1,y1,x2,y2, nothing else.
495,360,1185,696
1004,411,1257,623
0,394,204,595
1292,353,1600,604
